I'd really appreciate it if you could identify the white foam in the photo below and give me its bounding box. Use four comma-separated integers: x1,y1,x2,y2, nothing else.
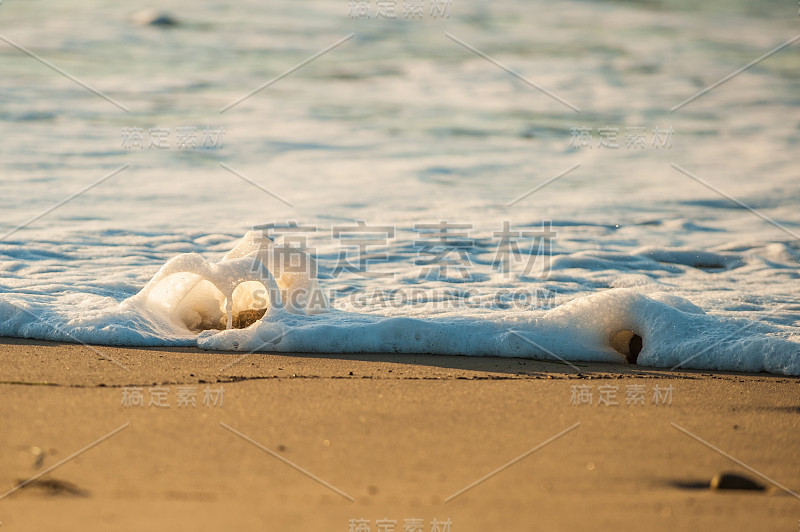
129,234,800,375
197,284,798,375
0,232,797,375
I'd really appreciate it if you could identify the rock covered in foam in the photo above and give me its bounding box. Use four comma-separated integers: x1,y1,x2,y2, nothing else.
125,231,328,333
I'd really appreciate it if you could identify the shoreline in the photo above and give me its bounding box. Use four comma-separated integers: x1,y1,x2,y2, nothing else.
2,336,796,386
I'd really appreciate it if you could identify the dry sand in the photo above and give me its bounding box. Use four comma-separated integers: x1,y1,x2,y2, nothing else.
0,337,798,531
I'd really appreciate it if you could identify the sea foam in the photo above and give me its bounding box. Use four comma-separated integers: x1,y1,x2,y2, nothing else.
0,232,797,375
113,232,799,375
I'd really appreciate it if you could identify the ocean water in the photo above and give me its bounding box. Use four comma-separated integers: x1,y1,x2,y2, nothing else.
0,0,798,374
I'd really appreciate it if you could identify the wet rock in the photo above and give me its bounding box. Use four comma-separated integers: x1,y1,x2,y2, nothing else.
232,308,267,329
628,334,643,364
610,330,643,364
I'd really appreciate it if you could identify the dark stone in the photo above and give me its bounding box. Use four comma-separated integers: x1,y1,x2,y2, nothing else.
132,10,179,27
710,472,765,491
148,15,178,27
626,334,643,364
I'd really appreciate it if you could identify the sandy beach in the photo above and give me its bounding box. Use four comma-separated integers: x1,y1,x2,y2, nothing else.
1,338,798,531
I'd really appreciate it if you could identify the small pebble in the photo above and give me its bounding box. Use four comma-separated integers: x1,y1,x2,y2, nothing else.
131,9,179,27
31,446,44,468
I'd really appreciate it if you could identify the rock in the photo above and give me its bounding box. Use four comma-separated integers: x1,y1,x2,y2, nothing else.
710,472,766,491
131,9,179,27
610,330,643,364
628,334,643,364
232,308,267,329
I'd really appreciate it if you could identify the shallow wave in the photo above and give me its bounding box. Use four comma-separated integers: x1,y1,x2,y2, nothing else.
2,232,796,375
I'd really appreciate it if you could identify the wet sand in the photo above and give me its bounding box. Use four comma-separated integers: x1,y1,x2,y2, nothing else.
0,337,798,531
